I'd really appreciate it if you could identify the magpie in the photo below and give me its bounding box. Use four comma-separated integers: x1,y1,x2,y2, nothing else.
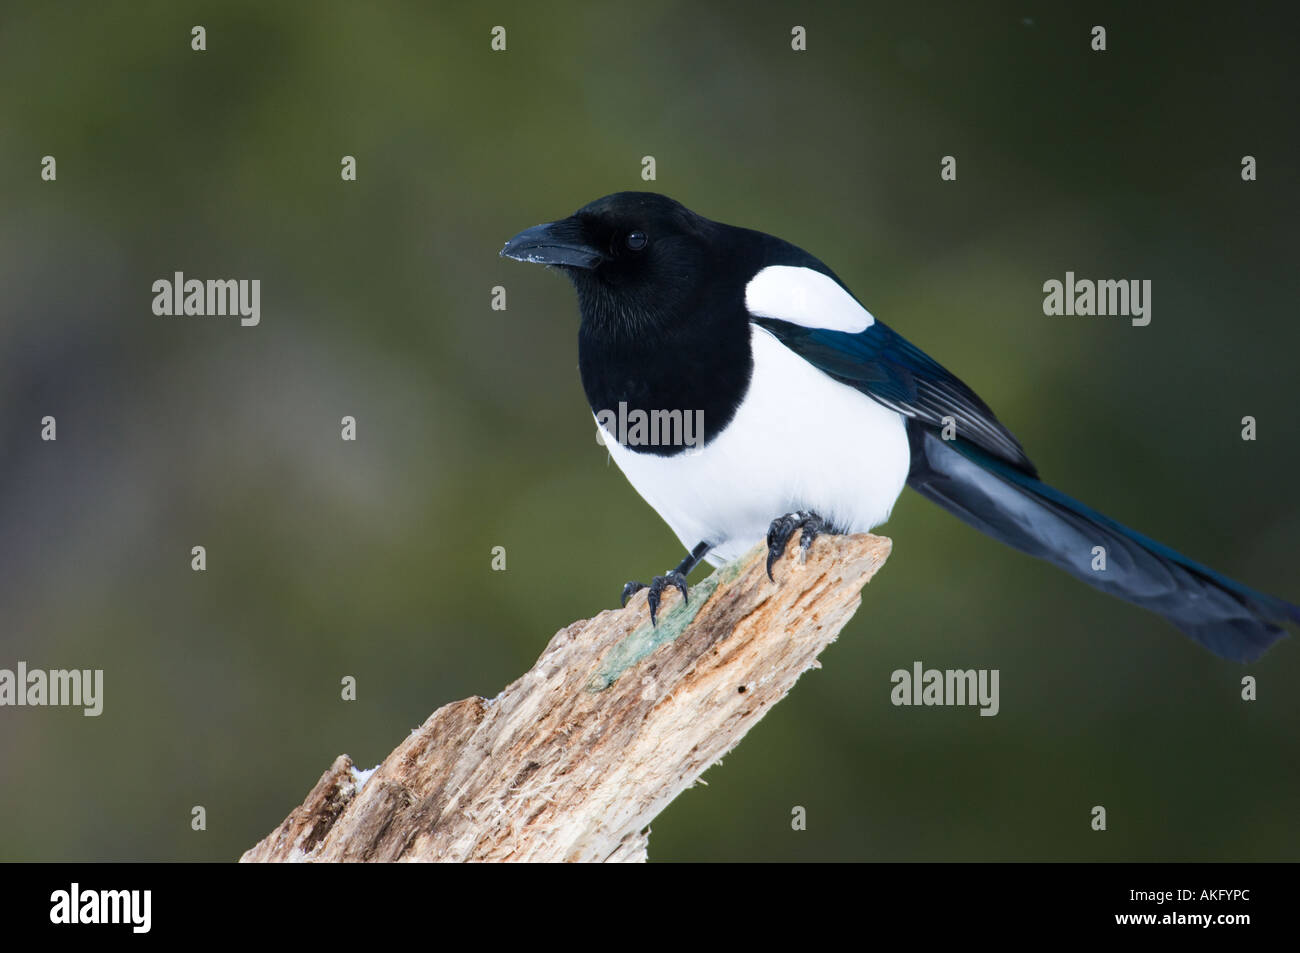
501,191,1297,662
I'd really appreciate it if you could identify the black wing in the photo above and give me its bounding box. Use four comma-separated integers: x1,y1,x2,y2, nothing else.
753,316,1038,477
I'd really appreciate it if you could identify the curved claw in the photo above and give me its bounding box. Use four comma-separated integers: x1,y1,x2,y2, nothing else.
798,522,821,562
647,571,689,626
646,587,663,626
766,511,829,580
766,514,799,581
620,580,647,608
637,571,689,626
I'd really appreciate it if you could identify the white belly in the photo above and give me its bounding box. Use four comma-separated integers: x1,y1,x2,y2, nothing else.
599,325,911,566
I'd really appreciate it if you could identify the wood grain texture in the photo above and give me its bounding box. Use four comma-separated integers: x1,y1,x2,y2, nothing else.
241,532,891,863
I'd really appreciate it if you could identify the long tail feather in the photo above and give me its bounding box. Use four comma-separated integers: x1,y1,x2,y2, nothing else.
906,425,1296,662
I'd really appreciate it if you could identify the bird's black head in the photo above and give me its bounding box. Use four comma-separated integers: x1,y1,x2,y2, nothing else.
500,192,719,339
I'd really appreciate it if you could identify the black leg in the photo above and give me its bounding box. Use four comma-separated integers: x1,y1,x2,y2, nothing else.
674,540,713,577
621,540,713,625
766,511,836,580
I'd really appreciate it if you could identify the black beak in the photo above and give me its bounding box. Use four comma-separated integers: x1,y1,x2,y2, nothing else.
500,220,603,270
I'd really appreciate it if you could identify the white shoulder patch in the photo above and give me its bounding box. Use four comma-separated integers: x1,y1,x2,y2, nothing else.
744,265,875,332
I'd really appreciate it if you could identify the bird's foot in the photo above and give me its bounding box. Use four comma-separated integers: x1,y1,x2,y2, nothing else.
620,571,689,626
766,510,832,580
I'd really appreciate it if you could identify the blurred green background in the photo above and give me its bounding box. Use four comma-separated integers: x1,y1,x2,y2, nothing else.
2,1,1297,862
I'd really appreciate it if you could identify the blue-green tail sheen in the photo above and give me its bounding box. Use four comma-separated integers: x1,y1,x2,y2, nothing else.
906,426,1296,662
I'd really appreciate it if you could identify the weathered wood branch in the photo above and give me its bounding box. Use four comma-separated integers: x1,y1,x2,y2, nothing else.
241,532,891,863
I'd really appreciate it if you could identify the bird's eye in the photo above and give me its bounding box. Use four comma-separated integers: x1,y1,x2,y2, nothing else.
625,231,648,251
